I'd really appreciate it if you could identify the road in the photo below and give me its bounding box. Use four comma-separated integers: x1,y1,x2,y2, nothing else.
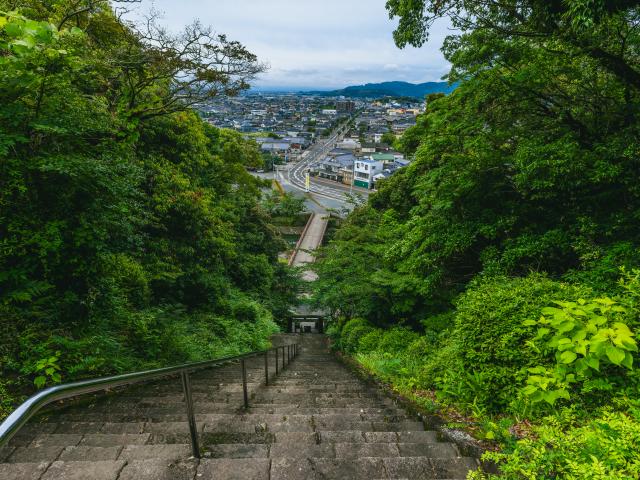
254,170,346,213
285,120,370,205
255,116,371,213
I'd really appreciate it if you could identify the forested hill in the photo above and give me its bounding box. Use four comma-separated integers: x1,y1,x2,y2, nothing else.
306,81,455,98
0,2,298,416
316,1,640,478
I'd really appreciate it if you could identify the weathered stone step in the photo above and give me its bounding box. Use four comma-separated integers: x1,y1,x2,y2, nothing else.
1,460,127,480
249,406,405,415
280,430,440,444
3,456,477,480
0,335,478,479
202,441,458,459
67,404,404,418
270,456,478,480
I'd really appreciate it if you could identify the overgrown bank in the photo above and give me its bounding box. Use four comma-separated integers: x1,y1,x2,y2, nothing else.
326,272,640,478
0,2,298,419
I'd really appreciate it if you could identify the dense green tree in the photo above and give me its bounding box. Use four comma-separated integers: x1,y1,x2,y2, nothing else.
0,1,297,410
316,0,640,326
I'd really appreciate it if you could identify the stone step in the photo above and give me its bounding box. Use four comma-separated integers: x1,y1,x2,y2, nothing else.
201,442,458,459
1,460,127,480
278,430,440,444
0,335,478,479
270,456,478,480
62,404,405,419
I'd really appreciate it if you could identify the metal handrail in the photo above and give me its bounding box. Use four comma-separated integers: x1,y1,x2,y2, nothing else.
0,342,300,457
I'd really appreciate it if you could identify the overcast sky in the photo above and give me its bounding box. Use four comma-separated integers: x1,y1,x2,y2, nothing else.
127,0,452,90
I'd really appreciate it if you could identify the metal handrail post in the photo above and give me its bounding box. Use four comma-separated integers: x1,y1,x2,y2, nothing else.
241,359,249,409
180,371,200,458
264,352,269,386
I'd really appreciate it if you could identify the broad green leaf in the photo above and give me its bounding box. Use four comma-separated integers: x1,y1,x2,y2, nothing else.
5,21,22,37
12,37,35,49
535,327,550,339
621,352,634,370
605,345,625,365
0,16,7,29
585,356,599,371
34,375,46,388
572,329,586,342
559,351,577,364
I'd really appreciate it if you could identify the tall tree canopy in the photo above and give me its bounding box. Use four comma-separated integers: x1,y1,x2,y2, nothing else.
315,0,640,326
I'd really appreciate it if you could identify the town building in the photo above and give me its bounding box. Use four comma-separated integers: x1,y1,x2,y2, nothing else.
353,158,384,189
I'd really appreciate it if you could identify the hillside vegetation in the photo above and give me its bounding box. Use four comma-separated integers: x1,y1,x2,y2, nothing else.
309,81,456,99
316,1,640,478
0,1,298,418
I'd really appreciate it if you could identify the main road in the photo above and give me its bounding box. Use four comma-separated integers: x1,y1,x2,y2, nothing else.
280,119,370,204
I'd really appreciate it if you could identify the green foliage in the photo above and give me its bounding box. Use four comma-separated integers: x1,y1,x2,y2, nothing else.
376,327,419,354
380,131,397,147
33,354,62,388
358,329,384,353
338,318,374,352
320,0,640,476
263,191,307,220
0,2,298,417
522,297,638,407
436,275,592,412
471,410,640,480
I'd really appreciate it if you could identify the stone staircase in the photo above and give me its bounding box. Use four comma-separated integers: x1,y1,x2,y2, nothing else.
0,335,479,479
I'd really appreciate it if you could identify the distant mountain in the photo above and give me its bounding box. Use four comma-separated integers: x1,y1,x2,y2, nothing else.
303,81,456,99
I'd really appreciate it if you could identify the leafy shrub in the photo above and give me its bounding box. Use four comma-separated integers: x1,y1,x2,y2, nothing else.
339,318,373,352
0,380,15,420
358,329,384,353
470,410,640,480
343,325,375,353
522,297,638,408
377,327,419,354
445,274,592,412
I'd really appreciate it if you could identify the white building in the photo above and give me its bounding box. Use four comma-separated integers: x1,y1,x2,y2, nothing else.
322,109,338,115
353,158,384,189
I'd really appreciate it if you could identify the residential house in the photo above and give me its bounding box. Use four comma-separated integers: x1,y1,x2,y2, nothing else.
341,167,354,186
336,138,360,150
360,143,377,154
312,154,355,183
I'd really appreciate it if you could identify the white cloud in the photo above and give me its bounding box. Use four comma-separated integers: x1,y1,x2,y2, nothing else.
127,0,452,88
